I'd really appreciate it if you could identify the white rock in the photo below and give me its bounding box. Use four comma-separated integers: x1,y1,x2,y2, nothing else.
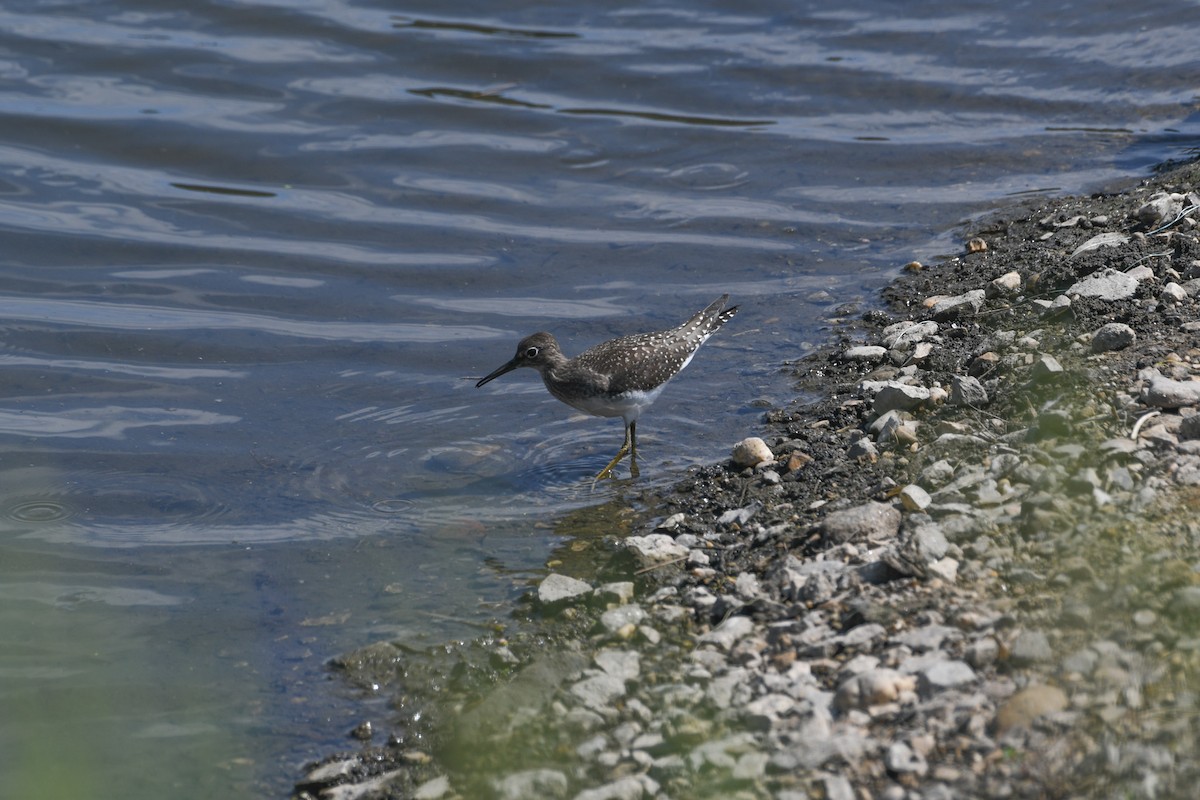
303,758,359,785
705,667,752,710
895,624,959,652
699,615,755,651
1126,264,1155,282
863,380,931,414
573,775,657,800
898,484,931,511
599,604,647,633
920,459,955,486
873,417,916,448
1135,192,1182,227
882,320,939,349
950,374,988,407
1066,269,1138,300
842,345,888,362
823,775,856,800
1031,354,1064,382
917,659,978,693
732,751,769,781
909,340,935,362
1040,294,1072,317
847,437,878,461
414,776,452,800
834,669,917,711
1162,281,1188,304
868,409,903,435
1069,231,1130,258
717,501,760,526
883,520,949,577
657,512,686,531
927,557,959,583
570,674,628,710
537,573,593,605
689,733,759,771
734,571,760,600
594,582,635,604
985,271,1022,298
622,534,687,564
743,693,797,730
930,289,986,320
819,502,902,544
595,650,641,681
1091,322,1136,353
1143,374,1200,408
731,437,773,468
885,741,928,775
492,769,569,800
966,638,1000,668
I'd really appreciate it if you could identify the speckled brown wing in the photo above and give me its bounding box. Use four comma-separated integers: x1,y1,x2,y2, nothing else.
574,295,738,395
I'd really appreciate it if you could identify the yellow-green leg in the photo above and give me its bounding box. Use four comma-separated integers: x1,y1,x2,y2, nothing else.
629,421,639,478
594,421,638,482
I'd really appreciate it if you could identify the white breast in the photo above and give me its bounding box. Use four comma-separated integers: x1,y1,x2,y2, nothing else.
566,386,665,423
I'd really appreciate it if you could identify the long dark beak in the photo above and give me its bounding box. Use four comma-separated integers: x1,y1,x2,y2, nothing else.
476,358,520,388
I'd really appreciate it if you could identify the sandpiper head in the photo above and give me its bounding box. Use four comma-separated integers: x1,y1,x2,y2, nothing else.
476,332,561,387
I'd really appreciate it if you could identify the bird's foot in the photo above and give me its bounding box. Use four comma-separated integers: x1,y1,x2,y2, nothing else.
593,464,617,483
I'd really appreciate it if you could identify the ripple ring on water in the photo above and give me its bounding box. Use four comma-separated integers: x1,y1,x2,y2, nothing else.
6,499,71,523
371,498,415,514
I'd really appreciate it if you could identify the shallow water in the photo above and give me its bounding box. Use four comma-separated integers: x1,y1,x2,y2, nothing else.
0,0,1198,794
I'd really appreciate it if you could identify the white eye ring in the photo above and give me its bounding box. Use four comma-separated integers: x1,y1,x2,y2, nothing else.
524,346,540,358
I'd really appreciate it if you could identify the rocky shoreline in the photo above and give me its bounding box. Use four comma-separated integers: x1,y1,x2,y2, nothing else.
296,156,1200,800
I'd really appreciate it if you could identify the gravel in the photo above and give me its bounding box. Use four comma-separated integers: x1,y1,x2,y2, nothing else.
298,158,1200,800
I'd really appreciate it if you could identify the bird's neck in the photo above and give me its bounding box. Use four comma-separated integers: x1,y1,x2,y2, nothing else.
541,351,570,374
538,354,575,391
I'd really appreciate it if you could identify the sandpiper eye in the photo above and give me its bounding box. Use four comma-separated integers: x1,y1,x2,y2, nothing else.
524,346,540,358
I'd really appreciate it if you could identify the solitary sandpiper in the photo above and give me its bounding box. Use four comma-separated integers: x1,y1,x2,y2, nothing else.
476,294,738,481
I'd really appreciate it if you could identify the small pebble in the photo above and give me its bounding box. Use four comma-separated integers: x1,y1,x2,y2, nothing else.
898,484,932,511
732,437,773,468
1091,322,1136,353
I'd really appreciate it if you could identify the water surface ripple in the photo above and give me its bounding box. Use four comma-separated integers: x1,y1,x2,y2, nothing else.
0,0,1197,795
